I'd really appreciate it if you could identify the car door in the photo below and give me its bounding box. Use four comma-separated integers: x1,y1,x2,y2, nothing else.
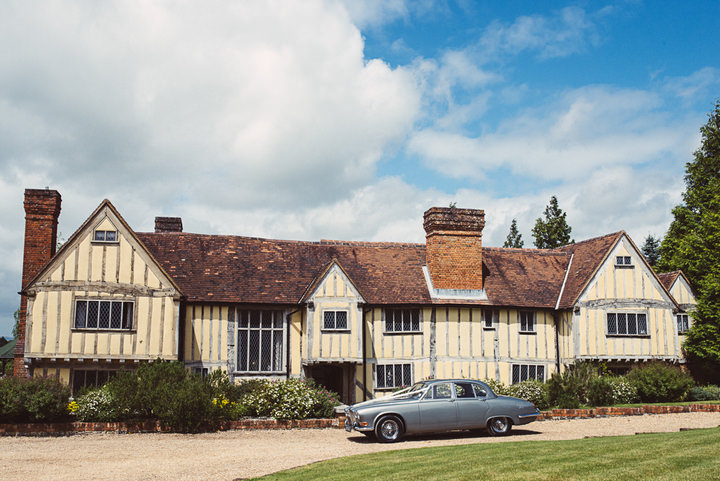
454,382,489,429
417,382,457,432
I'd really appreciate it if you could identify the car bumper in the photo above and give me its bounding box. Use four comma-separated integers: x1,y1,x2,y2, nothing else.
515,409,541,425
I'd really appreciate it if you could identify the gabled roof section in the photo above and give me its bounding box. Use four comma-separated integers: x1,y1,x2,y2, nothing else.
482,247,571,308
135,234,429,305
554,231,624,309
23,199,183,295
657,271,681,291
299,258,366,303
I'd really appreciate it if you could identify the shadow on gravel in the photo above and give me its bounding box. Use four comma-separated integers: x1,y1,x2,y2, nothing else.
345,428,541,444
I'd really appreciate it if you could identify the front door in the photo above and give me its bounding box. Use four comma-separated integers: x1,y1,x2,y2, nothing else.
306,364,348,404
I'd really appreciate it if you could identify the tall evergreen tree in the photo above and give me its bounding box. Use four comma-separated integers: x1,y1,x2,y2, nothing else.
532,196,574,248
641,234,661,268
503,219,524,248
658,101,720,382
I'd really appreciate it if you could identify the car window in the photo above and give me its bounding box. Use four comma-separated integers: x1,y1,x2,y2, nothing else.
431,383,453,399
454,382,476,399
472,384,488,397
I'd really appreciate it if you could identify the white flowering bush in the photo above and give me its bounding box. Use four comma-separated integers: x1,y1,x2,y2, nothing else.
482,378,509,396
238,379,339,420
607,376,639,404
74,385,123,422
507,379,550,410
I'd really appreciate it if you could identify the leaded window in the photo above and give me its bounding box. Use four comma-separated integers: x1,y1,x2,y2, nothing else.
237,310,284,372
93,230,118,242
323,310,348,330
376,363,412,389
512,364,545,384
607,312,648,336
677,314,690,334
74,300,133,330
615,256,632,267
385,308,421,333
483,309,498,329
519,311,535,333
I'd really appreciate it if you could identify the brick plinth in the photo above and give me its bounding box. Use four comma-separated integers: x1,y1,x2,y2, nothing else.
14,189,61,377
423,207,485,290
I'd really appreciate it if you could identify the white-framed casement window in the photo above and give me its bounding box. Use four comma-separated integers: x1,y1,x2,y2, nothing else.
615,255,633,267
74,299,134,330
384,308,421,333
483,309,499,329
236,310,284,373
323,310,349,331
93,230,118,242
511,364,545,384
518,311,535,333
677,314,690,334
376,363,412,389
607,312,648,336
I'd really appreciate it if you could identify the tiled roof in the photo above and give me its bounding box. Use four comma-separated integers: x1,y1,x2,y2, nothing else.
135,230,624,309
554,232,624,309
657,271,681,292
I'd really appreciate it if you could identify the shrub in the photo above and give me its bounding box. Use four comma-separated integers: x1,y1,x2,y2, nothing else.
606,376,639,404
586,376,615,407
626,362,694,403
237,378,340,420
507,379,549,410
549,360,612,408
0,376,70,423
483,379,509,396
687,385,720,401
74,385,123,422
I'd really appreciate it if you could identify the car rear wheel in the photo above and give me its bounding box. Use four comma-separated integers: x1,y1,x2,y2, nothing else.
375,415,404,443
487,417,512,436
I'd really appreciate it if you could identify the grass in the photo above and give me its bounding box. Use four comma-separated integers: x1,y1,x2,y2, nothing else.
251,427,720,481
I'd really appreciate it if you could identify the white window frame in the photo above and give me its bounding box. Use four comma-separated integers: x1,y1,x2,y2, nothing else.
73,299,134,330
606,312,648,336
375,363,413,390
677,314,690,334
384,308,421,333
322,310,349,331
93,230,119,243
483,309,498,329
236,310,285,373
511,364,545,384
518,311,535,333
615,255,633,267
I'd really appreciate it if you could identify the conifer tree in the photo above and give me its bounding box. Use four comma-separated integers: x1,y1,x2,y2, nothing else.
503,219,524,248
641,234,661,268
532,196,574,248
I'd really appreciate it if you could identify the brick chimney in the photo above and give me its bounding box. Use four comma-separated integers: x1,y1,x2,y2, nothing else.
155,217,183,233
423,207,485,290
15,189,62,376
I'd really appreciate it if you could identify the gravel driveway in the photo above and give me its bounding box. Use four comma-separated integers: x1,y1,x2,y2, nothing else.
3,412,720,481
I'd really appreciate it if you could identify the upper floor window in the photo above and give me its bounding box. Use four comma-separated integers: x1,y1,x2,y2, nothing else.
236,310,284,373
385,308,421,333
607,312,648,336
615,256,633,267
93,230,118,242
483,309,498,329
74,299,134,330
323,310,348,331
518,311,535,333
677,314,690,334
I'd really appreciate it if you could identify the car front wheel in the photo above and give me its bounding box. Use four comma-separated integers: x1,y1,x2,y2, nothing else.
375,415,404,443
487,417,512,436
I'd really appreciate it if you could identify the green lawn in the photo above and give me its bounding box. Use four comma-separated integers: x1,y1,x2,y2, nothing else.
251,428,720,481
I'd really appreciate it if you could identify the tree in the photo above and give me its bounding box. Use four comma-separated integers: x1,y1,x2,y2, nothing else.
657,101,720,383
12,308,20,339
532,196,574,249
503,219,524,248
641,234,661,268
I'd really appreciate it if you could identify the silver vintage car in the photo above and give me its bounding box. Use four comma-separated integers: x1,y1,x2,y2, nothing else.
344,379,540,442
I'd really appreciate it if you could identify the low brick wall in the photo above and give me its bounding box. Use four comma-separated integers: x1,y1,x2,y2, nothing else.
2,404,718,436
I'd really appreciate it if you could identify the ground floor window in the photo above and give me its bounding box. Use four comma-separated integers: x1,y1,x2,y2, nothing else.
236,310,284,372
72,369,116,393
511,364,545,384
607,312,647,336
376,363,412,389
677,314,690,334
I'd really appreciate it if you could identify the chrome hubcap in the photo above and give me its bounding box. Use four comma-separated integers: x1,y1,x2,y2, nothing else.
381,420,399,439
492,418,507,431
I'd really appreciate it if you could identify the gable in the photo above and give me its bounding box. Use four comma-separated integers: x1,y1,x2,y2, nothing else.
668,274,696,307
305,261,365,304
24,200,180,298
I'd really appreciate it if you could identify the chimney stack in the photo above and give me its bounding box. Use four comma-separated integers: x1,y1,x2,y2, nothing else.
15,189,62,376
155,217,183,233
423,207,485,291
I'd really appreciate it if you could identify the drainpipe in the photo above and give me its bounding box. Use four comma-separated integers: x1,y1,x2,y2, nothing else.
362,304,371,402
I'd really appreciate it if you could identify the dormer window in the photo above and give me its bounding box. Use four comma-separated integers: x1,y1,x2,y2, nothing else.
615,256,633,267
94,230,117,242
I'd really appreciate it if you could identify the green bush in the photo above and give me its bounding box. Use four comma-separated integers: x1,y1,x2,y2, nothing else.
687,385,720,401
237,378,340,420
626,362,694,403
482,378,509,396
606,376,639,404
586,376,615,407
507,379,549,410
73,385,123,422
0,376,70,423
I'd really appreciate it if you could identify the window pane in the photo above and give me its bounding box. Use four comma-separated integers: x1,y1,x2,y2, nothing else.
336,311,347,329
98,301,111,329
105,231,117,242
411,310,419,331
248,329,260,371
607,313,617,334
273,330,283,371
324,311,335,329
273,311,283,328
238,330,248,371
403,364,412,387
75,301,87,328
538,366,545,382
617,313,627,335
261,330,272,371
94,231,106,241
394,312,403,332
122,302,133,329
638,314,647,334
376,365,386,389
239,311,248,328
521,365,528,382
261,312,272,329
628,313,637,335
512,365,520,384
87,301,98,328
250,311,261,329
529,365,536,379
110,302,122,329
385,311,394,332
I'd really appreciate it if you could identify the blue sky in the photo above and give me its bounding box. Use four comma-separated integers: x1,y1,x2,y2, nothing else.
0,0,719,337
